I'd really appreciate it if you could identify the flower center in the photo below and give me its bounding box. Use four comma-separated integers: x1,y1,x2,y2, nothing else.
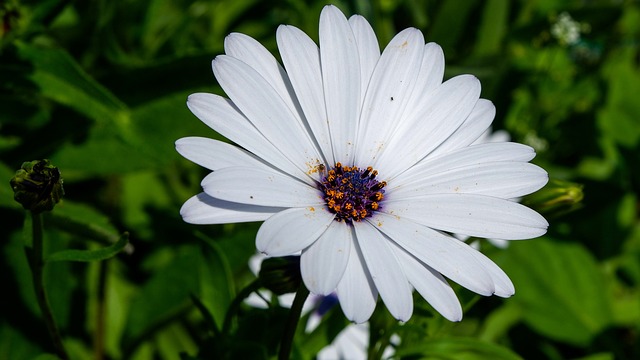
319,162,386,223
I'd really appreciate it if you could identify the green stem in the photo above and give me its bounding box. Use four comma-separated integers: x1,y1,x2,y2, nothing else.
222,279,262,335
94,261,108,360
30,211,69,360
278,283,309,360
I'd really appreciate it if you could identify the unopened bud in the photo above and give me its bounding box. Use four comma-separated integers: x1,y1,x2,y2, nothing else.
523,179,583,218
258,256,301,295
10,159,64,213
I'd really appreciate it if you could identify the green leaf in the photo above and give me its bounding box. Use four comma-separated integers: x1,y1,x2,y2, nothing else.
474,0,509,57
500,238,613,345
50,125,157,176
195,233,235,332
395,337,523,360
15,42,129,124
598,48,640,148
48,201,120,244
123,245,200,347
0,161,22,211
46,232,129,262
295,307,348,359
33,355,61,360
428,0,480,56
0,322,44,359
129,92,220,164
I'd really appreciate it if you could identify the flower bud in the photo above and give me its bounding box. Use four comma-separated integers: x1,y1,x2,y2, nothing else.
10,159,64,213
523,179,583,218
258,256,302,295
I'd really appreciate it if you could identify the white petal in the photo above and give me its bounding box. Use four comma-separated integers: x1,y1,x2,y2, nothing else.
390,244,462,321
212,55,323,181
428,99,496,157
392,142,537,184
354,222,414,321
180,193,282,224
336,236,378,323
176,137,270,171
467,250,515,297
402,43,445,119
256,207,335,256
300,221,352,295
391,162,548,200
355,28,425,168
384,194,549,240
187,93,308,181
379,75,481,178
225,33,302,118
277,25,334,164
368,213,495,296
320,5,360,163
201,167,323,207
348,15,380,105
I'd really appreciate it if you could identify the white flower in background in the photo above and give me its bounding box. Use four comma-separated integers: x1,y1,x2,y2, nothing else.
472,126,510,145
177,5,549,322
246,254,396,359
551,12,584,46
317,322,398,360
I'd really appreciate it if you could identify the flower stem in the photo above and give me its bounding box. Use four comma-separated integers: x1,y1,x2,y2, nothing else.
94,261,108,360
29,211,69,360
222,279,262,335
278,283,309,360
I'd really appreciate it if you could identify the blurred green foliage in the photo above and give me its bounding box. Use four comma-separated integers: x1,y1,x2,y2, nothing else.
1,0,639,359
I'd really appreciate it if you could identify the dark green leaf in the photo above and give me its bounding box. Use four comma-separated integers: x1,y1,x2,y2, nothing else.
396,337,522,360
15,42,129,124
195,233,235,332
46,232,129,262
123,245,200,347
48,201,120,244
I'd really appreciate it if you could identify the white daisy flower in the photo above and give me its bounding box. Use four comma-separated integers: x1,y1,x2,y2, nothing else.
176,5,549,323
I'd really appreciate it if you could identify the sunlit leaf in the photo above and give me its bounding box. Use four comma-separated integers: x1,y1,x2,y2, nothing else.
500,238,613,345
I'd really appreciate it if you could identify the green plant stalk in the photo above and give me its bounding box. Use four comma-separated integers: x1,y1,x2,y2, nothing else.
94,261,108,360
222,279,262,335
30,211,69,360
278,283,310,360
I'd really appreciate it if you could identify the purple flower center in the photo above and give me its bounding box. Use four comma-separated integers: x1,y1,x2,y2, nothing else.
319,162,386,223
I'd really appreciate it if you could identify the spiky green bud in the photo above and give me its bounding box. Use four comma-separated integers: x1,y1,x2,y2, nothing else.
10,159,64,213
